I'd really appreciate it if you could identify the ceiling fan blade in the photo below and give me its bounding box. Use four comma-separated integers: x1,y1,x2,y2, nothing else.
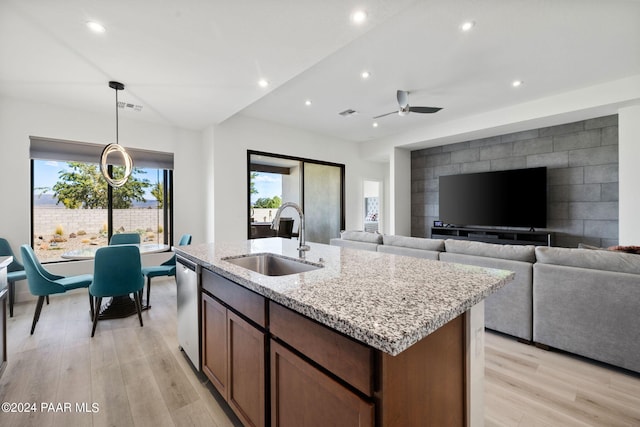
409,106,442,114
397,90,409,108
373,111,398,119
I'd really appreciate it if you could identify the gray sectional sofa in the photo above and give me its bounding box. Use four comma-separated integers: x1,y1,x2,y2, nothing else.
329,231,640,373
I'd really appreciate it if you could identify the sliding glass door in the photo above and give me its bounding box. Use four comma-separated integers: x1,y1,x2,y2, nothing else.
304,162,342,244
247,151,344,245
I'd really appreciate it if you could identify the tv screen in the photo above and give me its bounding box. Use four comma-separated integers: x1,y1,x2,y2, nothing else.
438,167,547,228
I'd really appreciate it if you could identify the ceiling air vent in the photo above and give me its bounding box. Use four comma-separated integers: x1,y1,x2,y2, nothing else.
117,101,143,112
338,109,358,117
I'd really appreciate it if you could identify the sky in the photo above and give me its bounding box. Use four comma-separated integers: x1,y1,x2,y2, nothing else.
33,160,159,199
251,172,282,204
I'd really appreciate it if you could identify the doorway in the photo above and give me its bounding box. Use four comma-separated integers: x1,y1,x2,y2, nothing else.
247,151,345,244
363,180,382,233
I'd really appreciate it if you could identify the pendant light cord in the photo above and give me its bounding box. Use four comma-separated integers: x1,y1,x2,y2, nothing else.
115,88,119,145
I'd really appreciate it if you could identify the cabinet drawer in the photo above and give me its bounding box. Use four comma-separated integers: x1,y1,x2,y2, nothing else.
271,340,374,427
269,301,373,396
202,269,266,328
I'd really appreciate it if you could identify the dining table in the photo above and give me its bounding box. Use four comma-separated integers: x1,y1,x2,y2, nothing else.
61,243,170,319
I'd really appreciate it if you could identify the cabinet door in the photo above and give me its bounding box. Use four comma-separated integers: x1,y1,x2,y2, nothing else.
228,311,265,427
202,293,228,398
271,341,374,427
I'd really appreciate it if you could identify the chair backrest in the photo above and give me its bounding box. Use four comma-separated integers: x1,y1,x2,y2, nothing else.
277,218,294,238
20,245,67,296
162,234,192,267
109,233,141,245
91,246,144,298
0,237,24,272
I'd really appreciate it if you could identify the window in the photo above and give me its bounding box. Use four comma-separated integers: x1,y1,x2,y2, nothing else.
30,137,173,263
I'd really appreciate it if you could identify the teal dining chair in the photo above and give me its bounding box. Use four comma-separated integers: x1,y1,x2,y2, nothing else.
20,245,94,335
90,245,144,337
141,234,192,308
0,237,28,317
109,233,141,245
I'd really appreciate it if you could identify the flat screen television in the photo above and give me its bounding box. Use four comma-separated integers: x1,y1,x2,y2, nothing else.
438,167,547,229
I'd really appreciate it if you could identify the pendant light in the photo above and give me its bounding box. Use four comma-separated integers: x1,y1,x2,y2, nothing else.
100,81,133,187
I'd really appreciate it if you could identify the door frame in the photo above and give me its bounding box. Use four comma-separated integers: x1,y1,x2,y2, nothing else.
246,150,345,240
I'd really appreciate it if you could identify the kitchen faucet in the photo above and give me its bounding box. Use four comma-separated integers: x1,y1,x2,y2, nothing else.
271,202,309,252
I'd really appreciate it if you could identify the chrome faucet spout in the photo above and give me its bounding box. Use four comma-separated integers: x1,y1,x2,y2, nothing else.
271,202,309,252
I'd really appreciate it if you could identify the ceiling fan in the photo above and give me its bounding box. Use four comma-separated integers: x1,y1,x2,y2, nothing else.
373,90,442,119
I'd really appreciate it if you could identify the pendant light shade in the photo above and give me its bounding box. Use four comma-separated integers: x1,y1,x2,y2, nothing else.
100,81,133,188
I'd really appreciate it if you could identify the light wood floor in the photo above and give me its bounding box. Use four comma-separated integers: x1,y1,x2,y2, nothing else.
1,279,639,427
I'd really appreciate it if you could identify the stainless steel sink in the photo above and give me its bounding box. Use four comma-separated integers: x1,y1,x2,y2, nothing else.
222,253,323,276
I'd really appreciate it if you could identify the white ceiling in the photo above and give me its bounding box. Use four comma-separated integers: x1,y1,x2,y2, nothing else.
2,0,639,145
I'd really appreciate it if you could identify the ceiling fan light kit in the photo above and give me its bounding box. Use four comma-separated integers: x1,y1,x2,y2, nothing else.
100,81,134,188
373,90,442,119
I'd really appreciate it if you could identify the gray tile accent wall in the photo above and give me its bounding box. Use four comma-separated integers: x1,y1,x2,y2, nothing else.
410,115,619,247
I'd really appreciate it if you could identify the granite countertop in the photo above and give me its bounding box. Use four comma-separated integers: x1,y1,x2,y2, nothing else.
175,238,514,356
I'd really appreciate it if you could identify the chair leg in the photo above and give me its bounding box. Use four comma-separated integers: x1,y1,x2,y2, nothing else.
146,276,152,308
46,295,50,305
88,290,95,319
91,297,102,337
133,292,144,327
8,281,14,318
30,296,45,335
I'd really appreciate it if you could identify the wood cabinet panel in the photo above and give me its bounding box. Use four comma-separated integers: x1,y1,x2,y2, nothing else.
270,301,373,396
202,268,266,327
228,311,266,427
271,340,374,427
376,314,466,427
201,292,228,397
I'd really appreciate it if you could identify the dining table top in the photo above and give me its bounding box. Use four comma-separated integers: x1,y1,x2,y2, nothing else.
61,243,171,260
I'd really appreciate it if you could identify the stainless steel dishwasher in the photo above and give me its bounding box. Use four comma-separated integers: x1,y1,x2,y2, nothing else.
176,256,200,370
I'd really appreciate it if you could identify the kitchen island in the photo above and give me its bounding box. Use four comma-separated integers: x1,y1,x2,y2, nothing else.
175,238,514,427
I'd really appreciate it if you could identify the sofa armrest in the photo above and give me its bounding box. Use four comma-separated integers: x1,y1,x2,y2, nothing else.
533,262,640,373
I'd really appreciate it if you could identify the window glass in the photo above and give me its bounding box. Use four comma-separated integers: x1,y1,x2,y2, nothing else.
32,159,170,262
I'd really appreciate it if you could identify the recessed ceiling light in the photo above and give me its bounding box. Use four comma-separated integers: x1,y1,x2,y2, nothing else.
512,80,523,87
86,21,106,33
361,71,371,79
460,21,475,32
305,100,312,106
372,122,379,128
351,10,367,24
258,79,269,88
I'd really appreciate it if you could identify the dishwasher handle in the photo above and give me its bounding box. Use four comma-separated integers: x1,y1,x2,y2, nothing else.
177,256,198,273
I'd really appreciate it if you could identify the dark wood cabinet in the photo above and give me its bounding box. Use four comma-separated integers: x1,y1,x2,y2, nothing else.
228,311,265,427
201,269,266,427
271,340,374,427
202,292,228,396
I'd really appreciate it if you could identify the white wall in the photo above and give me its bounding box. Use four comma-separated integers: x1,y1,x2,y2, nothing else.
0,96,205,280
208,114,386,242
618,104,640,244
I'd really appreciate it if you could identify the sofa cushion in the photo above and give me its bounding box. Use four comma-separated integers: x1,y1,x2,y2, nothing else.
444,239,536,263
329,238,379,252
340,230,382,244
382,235,444,252
377,245,440,260
535,246,640,275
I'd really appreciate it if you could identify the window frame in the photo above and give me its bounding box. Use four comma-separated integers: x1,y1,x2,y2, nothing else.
30,159,174,264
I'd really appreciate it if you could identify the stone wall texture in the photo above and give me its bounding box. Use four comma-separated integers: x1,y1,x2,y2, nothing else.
411,115,619,248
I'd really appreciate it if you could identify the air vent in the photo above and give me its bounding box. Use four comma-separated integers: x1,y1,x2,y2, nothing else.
117,101,143,112
338,109,358,117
